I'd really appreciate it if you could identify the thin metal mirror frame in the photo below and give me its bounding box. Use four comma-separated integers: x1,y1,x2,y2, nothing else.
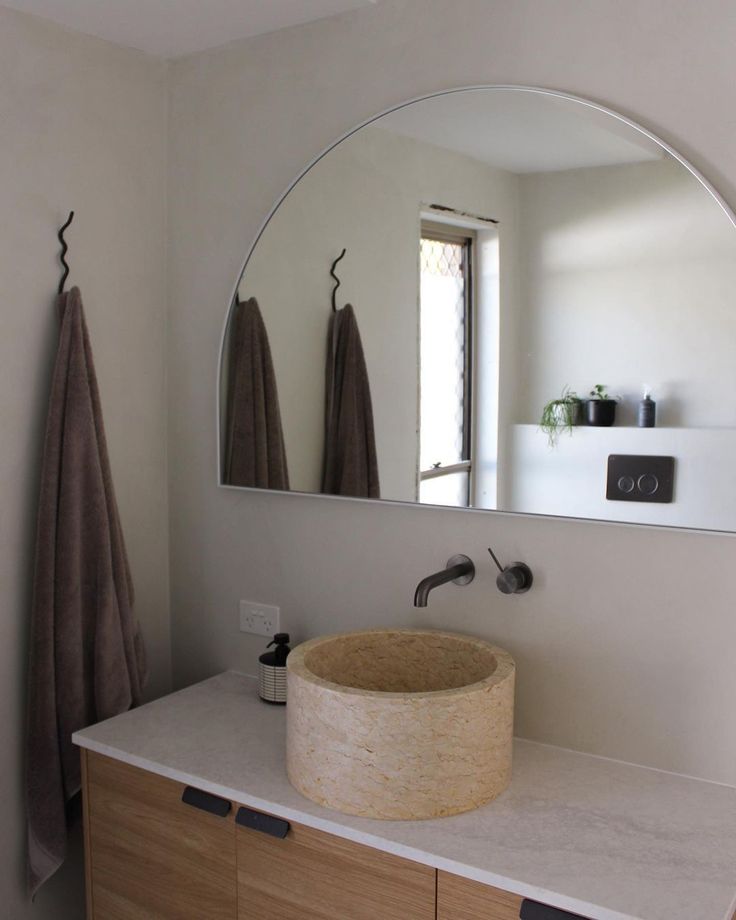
216,84,736,535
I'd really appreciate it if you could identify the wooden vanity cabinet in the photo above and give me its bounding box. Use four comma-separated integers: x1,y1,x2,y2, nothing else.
82,750,237,919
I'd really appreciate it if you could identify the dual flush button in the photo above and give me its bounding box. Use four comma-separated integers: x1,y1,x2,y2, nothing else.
617,472,659,496
606,455,675,504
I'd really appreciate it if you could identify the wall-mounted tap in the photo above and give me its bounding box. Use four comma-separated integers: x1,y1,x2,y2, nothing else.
413,555,475,607
488,547,533,594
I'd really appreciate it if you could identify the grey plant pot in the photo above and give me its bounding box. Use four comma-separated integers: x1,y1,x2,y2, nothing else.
553,401,583,426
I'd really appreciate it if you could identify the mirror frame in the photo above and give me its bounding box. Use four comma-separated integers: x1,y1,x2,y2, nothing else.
217,84,736,534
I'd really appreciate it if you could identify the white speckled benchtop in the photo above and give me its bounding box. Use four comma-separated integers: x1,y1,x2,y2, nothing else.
73,671,736,920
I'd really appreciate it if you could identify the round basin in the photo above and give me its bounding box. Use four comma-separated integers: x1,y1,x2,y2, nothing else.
286,628,515,820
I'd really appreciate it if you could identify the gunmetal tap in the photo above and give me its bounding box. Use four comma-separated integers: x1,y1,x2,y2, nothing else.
413,555,475,607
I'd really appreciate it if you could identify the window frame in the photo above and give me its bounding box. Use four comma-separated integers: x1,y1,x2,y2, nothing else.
418,220,476,507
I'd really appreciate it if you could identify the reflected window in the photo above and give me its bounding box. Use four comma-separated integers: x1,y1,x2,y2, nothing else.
419,223,474,507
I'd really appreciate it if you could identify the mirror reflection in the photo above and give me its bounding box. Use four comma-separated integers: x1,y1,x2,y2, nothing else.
220,87,736,531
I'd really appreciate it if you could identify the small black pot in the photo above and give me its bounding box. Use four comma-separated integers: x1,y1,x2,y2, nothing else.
585,399,617,426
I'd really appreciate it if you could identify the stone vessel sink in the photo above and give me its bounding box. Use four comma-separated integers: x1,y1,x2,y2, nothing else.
286,628,515,820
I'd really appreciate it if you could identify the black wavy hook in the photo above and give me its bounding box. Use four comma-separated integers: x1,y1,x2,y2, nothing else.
57,210,74,294
330,248,346,312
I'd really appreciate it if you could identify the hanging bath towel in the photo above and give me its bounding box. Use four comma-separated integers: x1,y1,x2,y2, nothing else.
224,296,290,489
322,303,380,499
26,287,147,897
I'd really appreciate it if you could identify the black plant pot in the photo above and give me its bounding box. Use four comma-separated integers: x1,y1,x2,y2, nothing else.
585,399,617,426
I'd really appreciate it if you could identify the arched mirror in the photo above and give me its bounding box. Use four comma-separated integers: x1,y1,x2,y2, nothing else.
218,86,736,532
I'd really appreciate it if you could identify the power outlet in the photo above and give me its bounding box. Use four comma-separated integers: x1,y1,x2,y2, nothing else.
239,600,280,638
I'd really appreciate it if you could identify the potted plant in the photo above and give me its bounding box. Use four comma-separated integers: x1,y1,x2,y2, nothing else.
585,384,618,426
540,386,583,447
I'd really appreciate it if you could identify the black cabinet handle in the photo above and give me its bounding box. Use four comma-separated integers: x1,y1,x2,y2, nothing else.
181,786,232,817
236,806,290,839
520,900,589,920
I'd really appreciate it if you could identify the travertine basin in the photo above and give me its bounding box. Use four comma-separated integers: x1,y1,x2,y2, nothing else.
286,628,515,820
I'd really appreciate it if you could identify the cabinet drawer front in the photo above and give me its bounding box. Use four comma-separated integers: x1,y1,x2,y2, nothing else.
237,815,435,920
438,870,523,920
84,751,237,920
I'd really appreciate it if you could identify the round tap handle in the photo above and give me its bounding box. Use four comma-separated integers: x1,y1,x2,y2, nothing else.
496,563,533,594
487,548,533,595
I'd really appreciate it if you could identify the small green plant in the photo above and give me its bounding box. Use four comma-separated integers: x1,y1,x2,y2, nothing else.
540,386,582,448
589,384,611,400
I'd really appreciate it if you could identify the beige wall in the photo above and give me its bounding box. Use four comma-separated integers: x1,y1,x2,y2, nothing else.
0,8,170,918
167,0,736,788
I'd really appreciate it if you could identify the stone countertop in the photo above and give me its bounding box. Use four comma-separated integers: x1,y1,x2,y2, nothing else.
73,671,736,920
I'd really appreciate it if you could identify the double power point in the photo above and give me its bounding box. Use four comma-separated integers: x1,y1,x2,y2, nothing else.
239,600,280,638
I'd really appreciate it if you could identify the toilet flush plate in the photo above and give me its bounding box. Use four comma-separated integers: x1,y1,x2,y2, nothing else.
606,455,675,503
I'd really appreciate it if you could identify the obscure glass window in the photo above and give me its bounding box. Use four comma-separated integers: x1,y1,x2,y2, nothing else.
419,224,474,507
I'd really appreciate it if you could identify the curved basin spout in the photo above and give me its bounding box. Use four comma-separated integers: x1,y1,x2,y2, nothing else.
413,555,475,607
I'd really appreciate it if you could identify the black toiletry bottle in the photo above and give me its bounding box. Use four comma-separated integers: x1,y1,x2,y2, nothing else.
258,633,291,704
638,390,656,428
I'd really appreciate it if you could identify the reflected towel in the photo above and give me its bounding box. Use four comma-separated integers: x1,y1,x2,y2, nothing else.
224,296,290,489
26,287,147,897
322,303,380,499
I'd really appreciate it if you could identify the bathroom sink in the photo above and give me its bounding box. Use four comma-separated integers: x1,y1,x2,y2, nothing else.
286,628,515,820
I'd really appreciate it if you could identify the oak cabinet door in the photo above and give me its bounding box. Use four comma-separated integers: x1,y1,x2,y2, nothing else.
83,751,237,920
437,870,523,920
236,808,435,920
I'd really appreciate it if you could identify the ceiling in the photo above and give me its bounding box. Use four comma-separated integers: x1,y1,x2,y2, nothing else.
1,0,376,58
379,90,665,174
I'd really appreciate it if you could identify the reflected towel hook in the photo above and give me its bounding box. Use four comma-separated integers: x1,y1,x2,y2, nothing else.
330,248,346,312
57,211,74,294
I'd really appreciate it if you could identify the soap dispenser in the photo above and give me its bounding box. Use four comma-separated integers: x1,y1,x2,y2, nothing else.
638,387,656,427
258,633,291,704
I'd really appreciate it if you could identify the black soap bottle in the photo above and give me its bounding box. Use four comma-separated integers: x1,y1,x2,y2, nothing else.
258,633,291,704
638,389,656,428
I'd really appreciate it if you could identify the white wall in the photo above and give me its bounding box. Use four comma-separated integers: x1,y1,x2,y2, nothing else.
505,156,736,525
508,425,736,529
166,0,736,789
516,156,736,425
0,8,170,919
238,124,517,500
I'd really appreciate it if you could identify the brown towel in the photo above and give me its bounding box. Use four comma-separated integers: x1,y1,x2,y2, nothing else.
26,287,147,897
322,303,380,498
224,296,289,489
